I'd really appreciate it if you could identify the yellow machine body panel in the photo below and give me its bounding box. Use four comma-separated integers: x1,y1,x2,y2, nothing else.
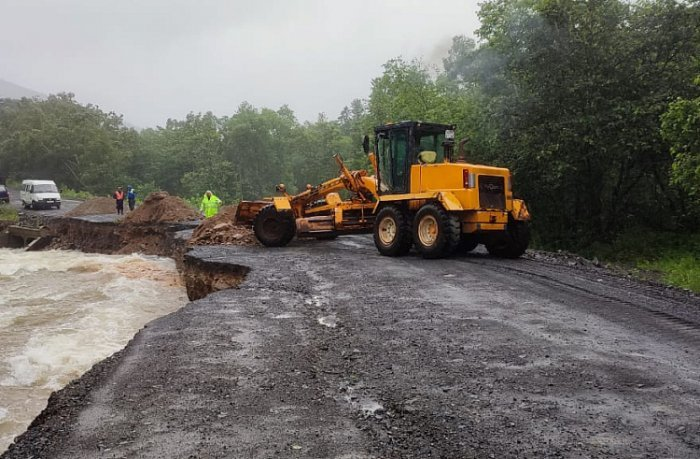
377,161,525,234
273,196,293,211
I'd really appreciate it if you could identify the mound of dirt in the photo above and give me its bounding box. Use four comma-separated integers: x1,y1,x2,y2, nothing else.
189,205,258,246
124,191,199,224
64,197,116,217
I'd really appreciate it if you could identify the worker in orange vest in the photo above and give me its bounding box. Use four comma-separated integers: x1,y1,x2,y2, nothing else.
113,186,125,215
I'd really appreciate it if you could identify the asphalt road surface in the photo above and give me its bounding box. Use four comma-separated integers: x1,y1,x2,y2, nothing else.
4,236,700,458
6,186,81,216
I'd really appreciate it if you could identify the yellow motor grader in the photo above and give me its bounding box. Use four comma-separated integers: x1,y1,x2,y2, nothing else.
235,121,531,259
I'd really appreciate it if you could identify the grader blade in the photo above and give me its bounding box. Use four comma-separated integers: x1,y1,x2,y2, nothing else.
234,200,271,224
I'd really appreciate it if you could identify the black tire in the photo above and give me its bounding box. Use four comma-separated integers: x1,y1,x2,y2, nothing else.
373,205,412,256
56,203,61,209
412,203,461,259
485,217,530,258
458,235,479,254
31,201,37,210
253,205,296,247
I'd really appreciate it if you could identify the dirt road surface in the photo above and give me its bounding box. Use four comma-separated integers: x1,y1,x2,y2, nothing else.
4,236,700,458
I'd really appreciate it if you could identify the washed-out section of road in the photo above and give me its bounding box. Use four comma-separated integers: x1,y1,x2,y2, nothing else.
3,236,699,458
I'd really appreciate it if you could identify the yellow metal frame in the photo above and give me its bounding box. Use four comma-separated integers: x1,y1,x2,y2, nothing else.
236,149,530,240
374,161,529,235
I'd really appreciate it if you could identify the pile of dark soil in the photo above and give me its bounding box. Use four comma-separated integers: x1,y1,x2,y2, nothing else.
124,191,199,224
64,197,116,217
189,205,258,246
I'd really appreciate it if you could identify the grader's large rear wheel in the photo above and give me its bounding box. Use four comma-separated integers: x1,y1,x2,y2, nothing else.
253,205,296,247
373,205,412,256
485,216,530,258
457,235,479,254
413,203,460,259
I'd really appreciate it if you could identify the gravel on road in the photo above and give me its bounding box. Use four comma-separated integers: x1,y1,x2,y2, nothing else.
3,236,699,458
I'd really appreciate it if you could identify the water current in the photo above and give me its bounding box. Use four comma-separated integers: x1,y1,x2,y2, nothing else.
0,249,187,453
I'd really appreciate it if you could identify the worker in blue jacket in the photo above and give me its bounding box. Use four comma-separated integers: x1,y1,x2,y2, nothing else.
126,185,136,212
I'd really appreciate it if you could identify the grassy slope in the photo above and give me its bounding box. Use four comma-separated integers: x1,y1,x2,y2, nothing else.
579,229,700,293
0,204,18,222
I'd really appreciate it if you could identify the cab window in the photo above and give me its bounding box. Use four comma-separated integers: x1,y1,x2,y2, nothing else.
377,129,409,193
378,134,392,191
391,129,408,192
416,132,446,163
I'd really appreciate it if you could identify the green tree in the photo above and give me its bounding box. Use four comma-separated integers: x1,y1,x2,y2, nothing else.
445,0,700,246
0,93,137,194
661,79,700,222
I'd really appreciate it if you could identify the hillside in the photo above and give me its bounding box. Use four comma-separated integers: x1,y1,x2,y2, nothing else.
0,79,43,99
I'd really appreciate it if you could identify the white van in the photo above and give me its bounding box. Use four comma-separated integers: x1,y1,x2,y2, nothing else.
20,180,62,210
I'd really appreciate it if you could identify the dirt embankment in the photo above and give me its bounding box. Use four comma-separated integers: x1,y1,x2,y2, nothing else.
64,197,116,217
44,192,256,300
181,255,250,300
123,191,200,224
189,205,257,246
52,193,256,252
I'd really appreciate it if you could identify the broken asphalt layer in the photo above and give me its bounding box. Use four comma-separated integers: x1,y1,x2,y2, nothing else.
3,235,700,458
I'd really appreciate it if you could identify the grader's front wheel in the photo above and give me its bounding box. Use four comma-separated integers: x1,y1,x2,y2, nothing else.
253,205,296,247
373,205,412,256
413,203,460,259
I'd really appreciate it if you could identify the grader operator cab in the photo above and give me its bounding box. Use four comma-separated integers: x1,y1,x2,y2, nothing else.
235,121,531,259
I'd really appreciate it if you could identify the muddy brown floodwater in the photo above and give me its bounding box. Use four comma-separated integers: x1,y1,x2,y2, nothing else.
0,249,187,453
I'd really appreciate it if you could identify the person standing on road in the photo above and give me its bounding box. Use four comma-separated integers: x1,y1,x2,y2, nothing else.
199,190,222,218
126,185,136,212
113,186,125,215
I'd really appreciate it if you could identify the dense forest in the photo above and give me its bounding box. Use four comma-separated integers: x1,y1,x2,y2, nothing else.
1,0,699,252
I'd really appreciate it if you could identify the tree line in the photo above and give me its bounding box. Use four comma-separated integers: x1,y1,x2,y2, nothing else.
0,0,698,250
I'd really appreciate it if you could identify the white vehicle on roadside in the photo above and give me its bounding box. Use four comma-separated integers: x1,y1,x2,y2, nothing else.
20,179,62,210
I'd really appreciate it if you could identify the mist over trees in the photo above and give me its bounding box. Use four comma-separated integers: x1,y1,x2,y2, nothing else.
0,0,698,250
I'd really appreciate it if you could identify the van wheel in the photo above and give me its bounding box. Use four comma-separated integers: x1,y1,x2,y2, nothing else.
56,203,61,209
31,201,37,210
413,203,460,259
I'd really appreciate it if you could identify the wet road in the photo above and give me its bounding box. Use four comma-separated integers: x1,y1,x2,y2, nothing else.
6,187,81,216
4,236,700,458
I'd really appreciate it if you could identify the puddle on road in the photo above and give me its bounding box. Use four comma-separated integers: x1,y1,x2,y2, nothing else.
337,239,364,249
304,295,326,308
359,400,385,417
341,383,385,418
273,313,300,319
318,315,338,328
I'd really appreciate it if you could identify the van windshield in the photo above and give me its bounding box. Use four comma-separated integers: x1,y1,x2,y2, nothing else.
32,184,58,193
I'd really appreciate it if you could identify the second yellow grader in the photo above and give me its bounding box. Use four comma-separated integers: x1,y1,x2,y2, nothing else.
235,121,531,259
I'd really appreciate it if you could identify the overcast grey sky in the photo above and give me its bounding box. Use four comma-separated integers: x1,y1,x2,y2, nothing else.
0,0,481,127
